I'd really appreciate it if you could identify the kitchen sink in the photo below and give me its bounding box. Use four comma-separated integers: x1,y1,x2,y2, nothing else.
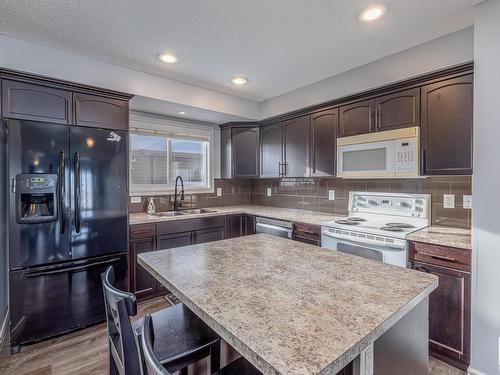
151,211,187,217
180,208,217,214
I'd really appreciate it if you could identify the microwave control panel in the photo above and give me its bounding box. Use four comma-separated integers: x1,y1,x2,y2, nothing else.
394,138,418,171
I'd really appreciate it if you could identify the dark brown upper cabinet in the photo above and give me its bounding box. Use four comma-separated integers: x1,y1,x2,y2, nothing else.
1,79,72,124
260,123,282,178
74,93,129,130
282,115,310,177
311,109,338,176
220,124,259,178
339,99,374,137
375,88,420,131
421,74,473,175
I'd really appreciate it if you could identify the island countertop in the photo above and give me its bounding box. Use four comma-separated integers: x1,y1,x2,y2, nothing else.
138,234,437,375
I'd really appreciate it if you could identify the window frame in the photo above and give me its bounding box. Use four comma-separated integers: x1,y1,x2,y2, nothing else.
129,113,216,196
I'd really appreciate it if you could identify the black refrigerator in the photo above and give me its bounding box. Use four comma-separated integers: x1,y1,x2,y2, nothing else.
7,119,128,348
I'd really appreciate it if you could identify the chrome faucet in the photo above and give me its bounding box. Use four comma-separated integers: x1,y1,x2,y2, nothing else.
173,176,184,211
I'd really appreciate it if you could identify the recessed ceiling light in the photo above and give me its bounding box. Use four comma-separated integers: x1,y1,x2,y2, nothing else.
178,111,186,115
157,52,178,64
358,4,387,22
231,77,248,86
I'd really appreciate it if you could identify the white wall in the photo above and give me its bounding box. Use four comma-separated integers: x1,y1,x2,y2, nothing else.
260,27,474,119
471,1,500,374
0,36,260,121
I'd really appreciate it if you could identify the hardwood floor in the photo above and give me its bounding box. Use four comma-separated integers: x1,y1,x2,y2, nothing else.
0,297,466,375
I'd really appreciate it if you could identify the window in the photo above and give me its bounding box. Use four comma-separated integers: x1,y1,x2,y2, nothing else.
129,115,214,195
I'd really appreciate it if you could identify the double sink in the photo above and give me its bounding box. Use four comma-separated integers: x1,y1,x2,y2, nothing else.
151,208,217,217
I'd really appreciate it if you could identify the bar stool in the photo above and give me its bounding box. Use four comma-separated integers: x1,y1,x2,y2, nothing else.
141,314,262,375
102,266,220,375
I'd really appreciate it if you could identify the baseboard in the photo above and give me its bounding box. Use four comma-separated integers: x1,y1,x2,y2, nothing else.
467,367,487,375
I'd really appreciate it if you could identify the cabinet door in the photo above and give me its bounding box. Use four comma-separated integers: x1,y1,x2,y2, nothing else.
232,127,259,178
282,115,310,177
194,227,225,244
157,232,193,250
339,99,374,137
1,79,72,124
245,215,256,235
375,88,420,131
411,261,471,367
311,109,338,176
260,123,282,178
421,75,473,175
130,237,157,300
226,214,244,239
74,93,129,130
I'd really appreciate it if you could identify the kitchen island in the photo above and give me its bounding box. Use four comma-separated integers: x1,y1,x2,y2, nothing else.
138,234,438,375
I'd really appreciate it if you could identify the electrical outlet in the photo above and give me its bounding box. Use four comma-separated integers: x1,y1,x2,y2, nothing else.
328,190,335,200
130,196,141,204
267,187,272,197
443,194,455,209
216,188,222,197
463,195,472,209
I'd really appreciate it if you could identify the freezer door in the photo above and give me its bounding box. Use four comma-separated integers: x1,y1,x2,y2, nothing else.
9,253,127,346
70,127,128,259
8,120,71,268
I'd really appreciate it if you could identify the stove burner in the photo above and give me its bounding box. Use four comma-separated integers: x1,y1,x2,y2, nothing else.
385,223,415,229
347,217,366,222
335,219,360,225
380,226,404,232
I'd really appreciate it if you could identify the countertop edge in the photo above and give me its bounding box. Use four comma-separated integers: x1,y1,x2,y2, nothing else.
138,252,438,375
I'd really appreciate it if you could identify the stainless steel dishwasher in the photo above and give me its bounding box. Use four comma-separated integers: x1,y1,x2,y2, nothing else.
255,217,293,239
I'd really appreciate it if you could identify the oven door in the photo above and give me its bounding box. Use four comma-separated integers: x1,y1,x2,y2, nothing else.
321,232,407,267
337,139,395,178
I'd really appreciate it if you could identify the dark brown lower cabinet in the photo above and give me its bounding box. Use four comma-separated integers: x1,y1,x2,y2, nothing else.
292,222,321,246
157,232,193,249
245,215,256,235
226,214,244,238
195,227,225,244
410,260,471,371
129,236,157,301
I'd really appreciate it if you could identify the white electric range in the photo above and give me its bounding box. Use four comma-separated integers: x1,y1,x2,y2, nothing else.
321,191,431,267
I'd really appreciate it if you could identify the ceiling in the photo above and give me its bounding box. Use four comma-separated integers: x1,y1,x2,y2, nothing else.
0,0,476,102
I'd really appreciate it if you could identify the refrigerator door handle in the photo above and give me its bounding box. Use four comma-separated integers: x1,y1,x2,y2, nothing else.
74,152,81,233
59,150,66,234
22,257,121,278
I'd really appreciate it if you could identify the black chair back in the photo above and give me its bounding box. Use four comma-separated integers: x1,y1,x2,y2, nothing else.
102,266,142,375
141,314,172,375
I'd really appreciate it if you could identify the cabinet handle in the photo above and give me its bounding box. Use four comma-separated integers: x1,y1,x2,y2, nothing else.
278,162,282,177
414,265,431,273
421,148,426,174
419,252,456,263
283,162,287,176
297,229,316,235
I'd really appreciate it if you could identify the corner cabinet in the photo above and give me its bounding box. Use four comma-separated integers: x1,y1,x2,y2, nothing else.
310,109,338,176
421,74,473,175
260,123,283,178
409,241,471,371
220,123,260,178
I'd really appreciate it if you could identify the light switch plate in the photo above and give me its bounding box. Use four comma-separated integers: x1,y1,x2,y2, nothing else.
443,194,455,209
267,187,272,197
216,188,222,197
328,190,335,200
130,196,141,204
463,195,472,209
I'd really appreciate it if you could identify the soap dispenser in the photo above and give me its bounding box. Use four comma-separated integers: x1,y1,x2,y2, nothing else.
146,197,156,215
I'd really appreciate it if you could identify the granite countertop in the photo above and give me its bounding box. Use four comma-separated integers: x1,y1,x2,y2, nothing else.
407,226,472,250
138,234,437,375
129,205,346,226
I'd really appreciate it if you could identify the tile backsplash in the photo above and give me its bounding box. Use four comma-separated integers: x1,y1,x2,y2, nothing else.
130,176,471,229
129,179,252,214
250,176,472,228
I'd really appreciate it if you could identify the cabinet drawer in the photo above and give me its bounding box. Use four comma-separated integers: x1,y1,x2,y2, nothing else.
409,241,471,272
130,223,156,240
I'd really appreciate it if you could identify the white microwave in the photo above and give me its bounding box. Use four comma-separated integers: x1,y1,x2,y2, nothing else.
337,127,420,178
